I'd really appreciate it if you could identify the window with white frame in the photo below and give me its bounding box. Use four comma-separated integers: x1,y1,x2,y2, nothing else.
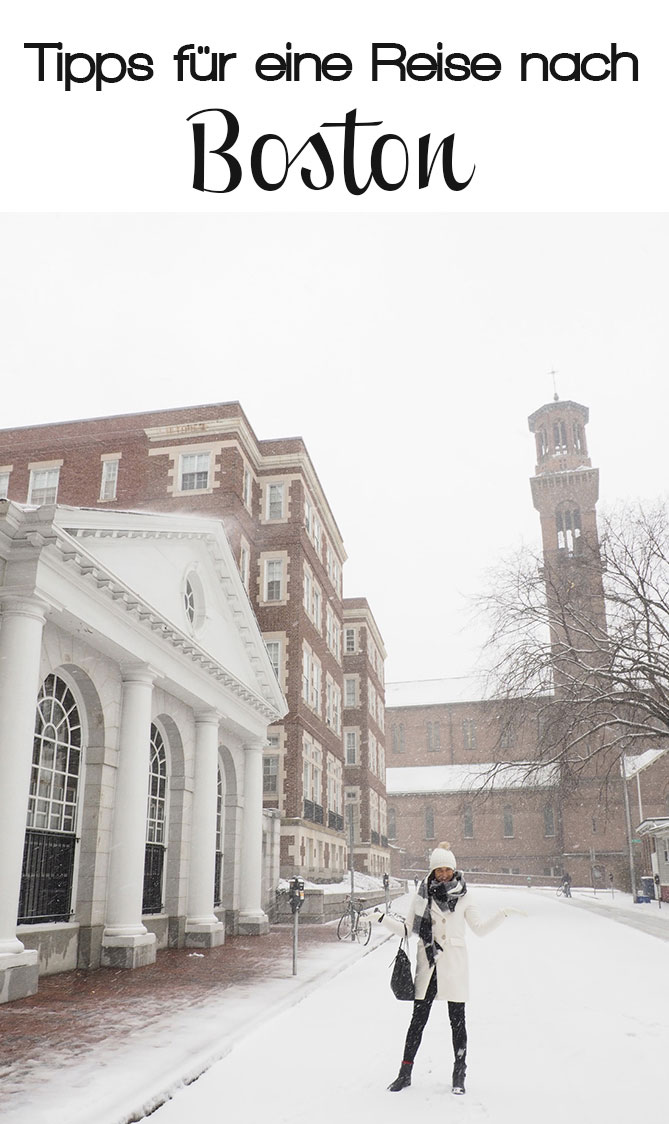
242,464,253,510
0,469,10,499
370,789,379,834
378,742,385,781
344,627,357,654
344,675,357,708
99,457,120,501
265,638,281,680
310,654,321,713
303,563,312,614
369,731,378,775
239,541,250,591
326,604,337,654
302,644,312,703
312,581,322,631
503,804,514,838
368,681,376,721
325,674,335,728
313,515,322,555
29,466,60,505
29,673,82,832
379,797,387,839
327,754,343,816
376,700,384,732
264,558,283,602
463,718,477,749
332,556,341,595
266,482,285,520
332,681,341,734
345,728,358,766
263,754,279,794
147,724,168,845
302,735,322,804
180,452,210,491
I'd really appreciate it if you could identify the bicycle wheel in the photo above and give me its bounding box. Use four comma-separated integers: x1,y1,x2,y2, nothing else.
556,886,564,897
356,914,372,945
337,911,353,940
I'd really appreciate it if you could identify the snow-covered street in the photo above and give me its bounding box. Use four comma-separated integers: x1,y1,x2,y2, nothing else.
149,886,667,1124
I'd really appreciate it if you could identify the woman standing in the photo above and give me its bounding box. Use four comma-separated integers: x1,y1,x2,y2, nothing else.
378,842,522,1096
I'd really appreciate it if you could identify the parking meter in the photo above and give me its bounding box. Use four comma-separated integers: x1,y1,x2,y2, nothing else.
289,877,305,914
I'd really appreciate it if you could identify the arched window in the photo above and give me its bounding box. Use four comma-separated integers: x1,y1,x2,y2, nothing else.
556,506,581,555
214,766,223,907
19,674,82,923
544,804,556,837
536,427,549,459
424,805,435,840
573,422,584,453
388,806,397,840
463,803,474,839
503,804,514,838
143,723,167,914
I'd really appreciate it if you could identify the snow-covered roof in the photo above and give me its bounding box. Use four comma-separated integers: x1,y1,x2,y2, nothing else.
623,748,667,778
385,677,490,708
386,762,558,795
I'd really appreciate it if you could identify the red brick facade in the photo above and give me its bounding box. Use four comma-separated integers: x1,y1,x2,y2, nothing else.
0,403,389,881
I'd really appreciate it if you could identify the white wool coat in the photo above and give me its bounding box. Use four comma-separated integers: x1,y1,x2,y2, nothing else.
381,887,506,1003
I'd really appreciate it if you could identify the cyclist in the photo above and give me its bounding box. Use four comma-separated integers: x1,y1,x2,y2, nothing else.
377,841,523,1097
561,872,572,898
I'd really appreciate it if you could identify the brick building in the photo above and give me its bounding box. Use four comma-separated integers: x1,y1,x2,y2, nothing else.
0,402,389,881
385,398,669,889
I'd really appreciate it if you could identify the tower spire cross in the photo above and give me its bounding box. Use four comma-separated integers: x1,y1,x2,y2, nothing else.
549,368,559,401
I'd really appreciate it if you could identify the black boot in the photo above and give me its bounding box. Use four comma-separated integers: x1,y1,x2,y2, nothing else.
452,1053,467,1095
388,1062,413,1091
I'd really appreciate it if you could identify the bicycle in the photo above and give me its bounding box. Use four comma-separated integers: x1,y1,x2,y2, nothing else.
336,896,372,945
556,884,572,898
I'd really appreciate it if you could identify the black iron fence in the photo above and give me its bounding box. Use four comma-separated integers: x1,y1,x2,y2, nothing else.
214,850,223,907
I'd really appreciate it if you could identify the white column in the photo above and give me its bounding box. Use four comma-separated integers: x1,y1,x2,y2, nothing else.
238,739,269,934
185,712,225,946
101,666,156,968
0,598,44,993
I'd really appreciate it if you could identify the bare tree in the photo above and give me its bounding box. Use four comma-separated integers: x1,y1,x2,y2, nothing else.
479,500,669,783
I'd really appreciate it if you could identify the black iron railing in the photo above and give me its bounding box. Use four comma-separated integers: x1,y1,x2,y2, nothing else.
18,829,76,924
328,811,344,832
214,850,223,907
371,830,380,845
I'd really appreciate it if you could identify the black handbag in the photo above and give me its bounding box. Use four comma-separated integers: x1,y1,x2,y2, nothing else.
390,924,414,1000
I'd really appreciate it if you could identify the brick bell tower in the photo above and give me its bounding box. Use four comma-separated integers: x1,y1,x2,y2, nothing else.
527,394,608,690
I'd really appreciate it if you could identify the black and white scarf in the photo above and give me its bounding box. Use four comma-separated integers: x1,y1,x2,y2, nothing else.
412,873,468,967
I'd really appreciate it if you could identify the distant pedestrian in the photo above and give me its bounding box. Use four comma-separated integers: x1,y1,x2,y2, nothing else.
562,872,572,898
413,877,418,890
377,842,523,1097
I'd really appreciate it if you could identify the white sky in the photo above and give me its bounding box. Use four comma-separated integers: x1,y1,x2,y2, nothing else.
2,886,667,1124
1,213,667,681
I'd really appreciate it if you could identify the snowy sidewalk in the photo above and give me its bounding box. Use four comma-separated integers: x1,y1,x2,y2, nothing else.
0,919,392,1124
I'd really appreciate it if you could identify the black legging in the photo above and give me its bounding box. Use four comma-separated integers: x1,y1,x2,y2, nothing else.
402,968,467,1065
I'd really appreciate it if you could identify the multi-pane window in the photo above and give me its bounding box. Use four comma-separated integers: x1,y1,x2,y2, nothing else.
463,719,477,750
463,803,474,839
303,564,312,613
147,725,168,844
344,676,357,708
29,467,60,505
370,789,379,834
424,805,435,840
536,427,549,458
0,470,10,498
264,559,283,602
29,674,81,832
302,736,322,803
267,482,285,520
426,720,441,752
326,604,340,656
327,754,342,816
180,452,210,491
313,515,322,555
378,743,385,781
302,644,312,703
303,647,321,713
344,627,357,653
242,465,252,509
184,578,196,625
239,542,250,590
544,804,556,837
368,682,376,721
263,755,279,794
345,729,358,765
556,507,581,555
503,804,514,838
332,682,341,733
369,732,378,775
265,639,281,679
312,582,322,631
99,458,119,501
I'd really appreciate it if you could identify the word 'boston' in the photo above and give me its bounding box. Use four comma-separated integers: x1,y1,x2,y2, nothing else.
188,108,475,194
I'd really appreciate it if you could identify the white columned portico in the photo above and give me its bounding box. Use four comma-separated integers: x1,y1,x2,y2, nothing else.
0,597,44,1001
101,666,157,969
185,712,225,947
238,739,269,934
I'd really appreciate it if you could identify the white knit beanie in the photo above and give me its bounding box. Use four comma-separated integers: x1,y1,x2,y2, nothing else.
428,841,457,872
